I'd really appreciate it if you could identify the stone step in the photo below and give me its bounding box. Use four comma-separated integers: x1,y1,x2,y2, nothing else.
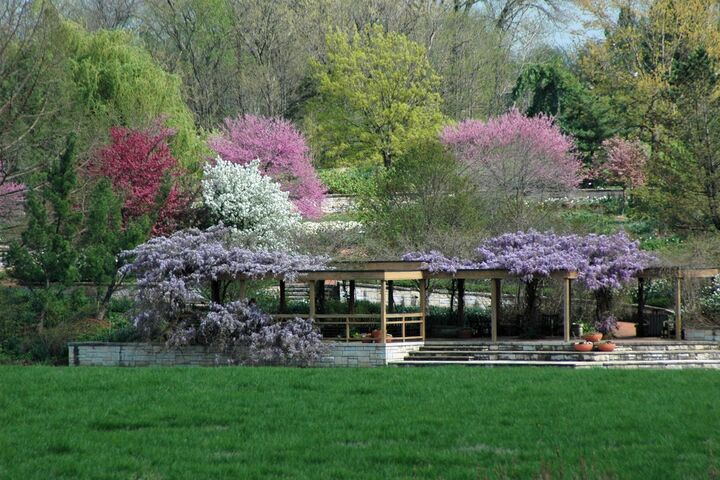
421,342,720,352
406,350,720,362
391,359,720,369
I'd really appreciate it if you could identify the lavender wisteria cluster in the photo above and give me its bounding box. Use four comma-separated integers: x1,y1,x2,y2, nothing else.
121,224,329,365
402,250,478,274
406,230,655,334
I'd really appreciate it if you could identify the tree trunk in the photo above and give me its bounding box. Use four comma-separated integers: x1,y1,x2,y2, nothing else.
210,279,221,304
279,280,286,313
524,279,541,335
387,281,395,313
97,275,119,321
349,280,356,314
316,280,325,314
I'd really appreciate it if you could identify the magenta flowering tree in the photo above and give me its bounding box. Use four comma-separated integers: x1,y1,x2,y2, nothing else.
209,115,325,219
441,109,580,229
121,224,329,365
576,232,655,330
475,230,583,332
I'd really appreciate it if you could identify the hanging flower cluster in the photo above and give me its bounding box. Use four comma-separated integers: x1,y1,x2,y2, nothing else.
121,224,329,365
402,250,478,274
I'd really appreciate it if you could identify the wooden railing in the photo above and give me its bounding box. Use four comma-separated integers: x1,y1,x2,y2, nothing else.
271,312,424,343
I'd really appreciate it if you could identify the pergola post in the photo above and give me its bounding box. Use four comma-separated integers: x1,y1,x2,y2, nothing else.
457,279,466,326
562,277,572,342
308,281,316,318
637,277,645,326
491,278,501,342
419,279,427,340
387,280,395,313
674,275,683,340
380,280,387,344
349,280,356,314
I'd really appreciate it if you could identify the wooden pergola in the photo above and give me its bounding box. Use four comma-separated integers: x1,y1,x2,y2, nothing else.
636,267,720,340
306,261,579,343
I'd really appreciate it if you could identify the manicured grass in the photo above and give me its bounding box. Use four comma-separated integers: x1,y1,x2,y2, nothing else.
1,367,719,479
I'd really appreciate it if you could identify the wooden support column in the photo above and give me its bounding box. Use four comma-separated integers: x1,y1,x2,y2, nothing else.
419,279,427,340
387,280,395,313
349,280,356,314
380,280,387,344
279,280,286,313
457,279,466,325
675,276,683,340
491,278,501,342
637,277,645,325
238,280,247,300
308,281,316,318
562,277,572,342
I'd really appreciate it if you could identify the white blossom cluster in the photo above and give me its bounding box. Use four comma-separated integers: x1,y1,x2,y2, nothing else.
202,157,301,250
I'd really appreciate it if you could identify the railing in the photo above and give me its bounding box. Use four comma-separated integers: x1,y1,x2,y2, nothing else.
271,312,424,343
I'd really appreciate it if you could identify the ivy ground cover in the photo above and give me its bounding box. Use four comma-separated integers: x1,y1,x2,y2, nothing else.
1,367,718,479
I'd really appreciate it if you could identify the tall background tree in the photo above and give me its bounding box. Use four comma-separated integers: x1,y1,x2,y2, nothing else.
306,25,445,168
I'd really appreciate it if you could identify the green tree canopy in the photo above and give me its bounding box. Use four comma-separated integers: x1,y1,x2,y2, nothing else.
306,24,445,168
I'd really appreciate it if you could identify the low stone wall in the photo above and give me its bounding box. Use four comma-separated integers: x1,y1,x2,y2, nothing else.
68,341,423,367
685,328,720,342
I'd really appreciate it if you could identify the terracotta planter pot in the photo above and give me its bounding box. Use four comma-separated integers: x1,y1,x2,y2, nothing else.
372,329,381,339
583,333,603,343
376,334,393,344
457,328,474,339
361,336,373,344
574,343,593,352
597,342,616,352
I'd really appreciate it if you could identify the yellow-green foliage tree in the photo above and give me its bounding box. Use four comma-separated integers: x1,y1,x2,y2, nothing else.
64,23,205,171
306,25,445,168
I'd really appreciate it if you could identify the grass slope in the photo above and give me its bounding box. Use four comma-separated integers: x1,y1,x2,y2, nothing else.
1,367,719,479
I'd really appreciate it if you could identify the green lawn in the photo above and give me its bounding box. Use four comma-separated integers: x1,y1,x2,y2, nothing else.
1,367,719,479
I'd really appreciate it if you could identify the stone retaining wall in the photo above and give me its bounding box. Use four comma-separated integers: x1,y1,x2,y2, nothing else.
68,341,423,367
685,328,720,342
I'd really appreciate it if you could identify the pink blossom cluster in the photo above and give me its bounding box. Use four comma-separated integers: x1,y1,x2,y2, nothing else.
95,123,187,235
593,137,647,188
441,108,581,193
209,115,326,218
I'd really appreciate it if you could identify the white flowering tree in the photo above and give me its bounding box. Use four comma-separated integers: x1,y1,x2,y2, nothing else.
202,158,301,250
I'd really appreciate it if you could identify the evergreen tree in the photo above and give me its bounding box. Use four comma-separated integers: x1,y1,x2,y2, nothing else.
7,135,82,331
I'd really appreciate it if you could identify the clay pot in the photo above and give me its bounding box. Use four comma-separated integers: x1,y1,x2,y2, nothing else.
583,333,603,343
574,342,593,352
375,334,393,343
457,327,474,339
596,342,616,352
372,329,382,338
361,335,373,344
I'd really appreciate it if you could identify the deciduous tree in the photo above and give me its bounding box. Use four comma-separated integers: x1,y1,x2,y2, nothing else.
306,24,445,168
209,115,325,218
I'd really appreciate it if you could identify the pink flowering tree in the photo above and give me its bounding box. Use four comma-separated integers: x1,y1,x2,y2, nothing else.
441,109,580,229
209,115,325,219
95,123,188,235
0,160,24,226
593,137,648,212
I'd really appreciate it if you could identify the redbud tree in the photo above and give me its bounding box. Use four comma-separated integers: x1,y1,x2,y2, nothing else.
441,109,581,229
95,122,188,235
209,115,325,219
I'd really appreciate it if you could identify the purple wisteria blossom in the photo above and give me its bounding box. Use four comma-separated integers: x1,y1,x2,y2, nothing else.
575,232,655,291
402,250,478,274
475,230,583,282
121,224,329,365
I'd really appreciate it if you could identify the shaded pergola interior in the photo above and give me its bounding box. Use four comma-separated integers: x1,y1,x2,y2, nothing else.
225,262,718,343
636,267,720,340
